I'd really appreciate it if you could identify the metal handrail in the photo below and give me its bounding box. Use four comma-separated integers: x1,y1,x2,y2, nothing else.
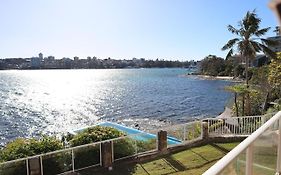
203,111,281,175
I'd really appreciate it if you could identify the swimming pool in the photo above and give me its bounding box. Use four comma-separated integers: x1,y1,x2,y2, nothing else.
70,122,181,145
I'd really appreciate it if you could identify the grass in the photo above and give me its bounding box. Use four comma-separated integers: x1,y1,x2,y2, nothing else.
82,142,239,175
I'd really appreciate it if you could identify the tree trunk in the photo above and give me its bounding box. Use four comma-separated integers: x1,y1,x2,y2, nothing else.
245,56,251,115
234,92,239,117
245,57,249,86
262,92,270,112
242,94,245,116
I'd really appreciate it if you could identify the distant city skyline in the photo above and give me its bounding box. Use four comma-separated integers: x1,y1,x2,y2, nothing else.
0,0,278,61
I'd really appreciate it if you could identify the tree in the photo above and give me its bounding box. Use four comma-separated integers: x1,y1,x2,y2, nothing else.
222,10,276,115
268,52,281,99
226,84,248,116
200,55,225,76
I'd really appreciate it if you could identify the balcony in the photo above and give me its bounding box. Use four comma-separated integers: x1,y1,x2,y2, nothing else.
204,111,281,175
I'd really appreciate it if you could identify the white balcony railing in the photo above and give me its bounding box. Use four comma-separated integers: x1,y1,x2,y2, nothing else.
0,114,274,175
205,113,275,137
203,111,281,175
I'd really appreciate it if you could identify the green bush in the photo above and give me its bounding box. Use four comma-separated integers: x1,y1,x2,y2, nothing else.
69,126,132,168
114,138,156,159
0,136,63,161
73,145,100,169
113,138,135,159
69,126,125,147
42,151,72,175
0,136,64,175
136,139,156,153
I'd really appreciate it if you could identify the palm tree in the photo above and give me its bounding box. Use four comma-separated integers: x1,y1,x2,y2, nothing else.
222,10,276,86
222,10,276,115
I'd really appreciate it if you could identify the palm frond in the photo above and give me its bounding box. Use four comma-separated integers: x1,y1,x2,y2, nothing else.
258,43,277,59
250,41,262,52
243,10,260,36
227,25,239,35
221,38,239,51
255,27,270,37
261,38,279,47
273,26,280,35
226,49,233,59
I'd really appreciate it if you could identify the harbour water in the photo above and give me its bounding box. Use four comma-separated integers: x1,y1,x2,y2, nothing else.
0,68,232,144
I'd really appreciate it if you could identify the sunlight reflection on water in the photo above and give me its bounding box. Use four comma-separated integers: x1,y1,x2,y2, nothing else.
0,69,232,144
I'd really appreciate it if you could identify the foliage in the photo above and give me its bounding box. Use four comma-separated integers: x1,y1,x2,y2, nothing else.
268,53,281,92
250,66,269,87
0,136,64,175
0,136,63,161
136,139,156,153
226,84,249,94
68,126,156,167
267,99,281,113
69,126,125,147
113,138,136,159
199,55,226,76
42,152,72,175
0,160,27,175
222,10,276,62
233,64,245,78
187,123,202,140
221,10,275,116
226,84,264,116
72,145,100,170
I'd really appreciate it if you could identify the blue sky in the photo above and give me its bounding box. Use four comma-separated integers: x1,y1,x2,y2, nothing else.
0,0,278,61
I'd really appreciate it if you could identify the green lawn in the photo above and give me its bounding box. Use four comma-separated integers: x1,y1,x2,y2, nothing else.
84,142,239,175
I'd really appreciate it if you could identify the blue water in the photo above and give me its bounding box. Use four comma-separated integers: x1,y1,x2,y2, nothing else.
0,68,232,144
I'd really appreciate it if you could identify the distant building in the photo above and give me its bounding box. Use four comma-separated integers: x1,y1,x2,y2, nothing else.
74,56,79,61
31,57,41,68
47,56,55,61
252,55,268,67
39,53,43,60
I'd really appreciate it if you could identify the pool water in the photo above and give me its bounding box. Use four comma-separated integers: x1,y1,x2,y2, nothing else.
70,122,181,145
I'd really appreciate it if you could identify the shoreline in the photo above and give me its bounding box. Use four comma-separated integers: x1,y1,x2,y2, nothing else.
185,74,243,82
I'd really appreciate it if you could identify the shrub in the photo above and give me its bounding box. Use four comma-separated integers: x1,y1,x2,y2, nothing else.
113,138,135,159
0,136,63,161
136,139,156,153
69,126,132,168
0,136,64,175
69,126,125,147
72,145,100,169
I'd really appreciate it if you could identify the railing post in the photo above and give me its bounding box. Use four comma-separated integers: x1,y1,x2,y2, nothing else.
101,141,113,169
246,144,253,175
201,121,209,139
157,130,167,152
28,157,42,175
183,125,186,141
277,119,281,174
71,149,75,172
26,159,30,175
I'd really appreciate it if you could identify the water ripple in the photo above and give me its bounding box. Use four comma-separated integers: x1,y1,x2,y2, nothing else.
0,69,232,144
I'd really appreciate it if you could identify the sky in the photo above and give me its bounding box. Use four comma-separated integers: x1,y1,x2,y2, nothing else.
0,0,279,61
